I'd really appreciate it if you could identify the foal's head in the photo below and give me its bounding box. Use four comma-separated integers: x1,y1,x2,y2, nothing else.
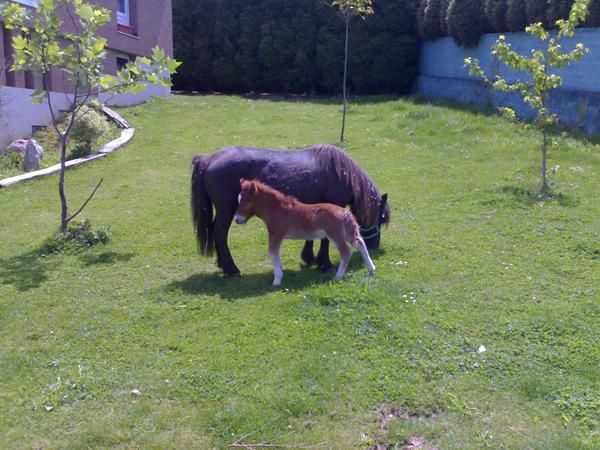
234,179,259,224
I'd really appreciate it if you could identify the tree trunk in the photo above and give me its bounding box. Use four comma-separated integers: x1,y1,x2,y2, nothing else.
59,134,69,231
340,9,350,142
541,126,548,193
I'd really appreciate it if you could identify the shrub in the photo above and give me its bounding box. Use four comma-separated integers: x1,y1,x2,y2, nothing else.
585,0,600,25
548,0,575,26
526,0,549,26
69,105,111,150
447,0,487,47
484,0,508,32
507,0,528,31
41,219,110,254
439,0,450,34
68,142,93,159
0,152,24,170
172,0,419,95
419,0,446,40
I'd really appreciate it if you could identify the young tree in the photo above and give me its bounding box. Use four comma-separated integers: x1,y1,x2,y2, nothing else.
0,0,180,231
329,0,373,142
465,0,591,193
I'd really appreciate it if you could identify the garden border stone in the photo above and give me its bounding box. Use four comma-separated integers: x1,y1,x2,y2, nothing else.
0,107,134,189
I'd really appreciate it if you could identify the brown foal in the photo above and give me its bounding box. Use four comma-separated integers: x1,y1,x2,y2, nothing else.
234,179,375,285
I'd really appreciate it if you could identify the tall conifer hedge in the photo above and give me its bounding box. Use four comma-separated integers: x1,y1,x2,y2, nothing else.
172,0,419,95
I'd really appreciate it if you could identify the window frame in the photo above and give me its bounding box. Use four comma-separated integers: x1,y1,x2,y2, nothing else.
117,0,130,26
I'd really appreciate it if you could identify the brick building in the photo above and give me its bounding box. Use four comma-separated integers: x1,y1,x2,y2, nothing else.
1,0,173,148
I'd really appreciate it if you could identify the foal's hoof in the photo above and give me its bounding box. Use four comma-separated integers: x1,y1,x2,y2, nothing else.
225,270,241,278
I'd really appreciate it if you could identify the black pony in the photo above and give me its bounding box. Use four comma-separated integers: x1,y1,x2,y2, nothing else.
191,144,390,276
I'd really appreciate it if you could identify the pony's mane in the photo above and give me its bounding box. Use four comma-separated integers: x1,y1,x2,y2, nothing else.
307,144,380,226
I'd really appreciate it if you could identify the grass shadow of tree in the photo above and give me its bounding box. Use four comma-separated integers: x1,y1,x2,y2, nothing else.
79,251,135,266
481,185,580,208
0,248,59,292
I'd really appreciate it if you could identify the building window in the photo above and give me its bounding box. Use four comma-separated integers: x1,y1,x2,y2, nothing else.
117,0,130,25
12,0,39,6
116,56,129,71
24,70,34,89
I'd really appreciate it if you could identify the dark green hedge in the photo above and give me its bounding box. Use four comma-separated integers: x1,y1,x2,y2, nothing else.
172,0,419,95
418,0,600,46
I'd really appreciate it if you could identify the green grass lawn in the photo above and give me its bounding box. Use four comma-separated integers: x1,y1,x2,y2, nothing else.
0,95,598,449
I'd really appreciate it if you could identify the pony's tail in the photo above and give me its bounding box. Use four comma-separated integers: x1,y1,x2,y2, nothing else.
191,154,214,256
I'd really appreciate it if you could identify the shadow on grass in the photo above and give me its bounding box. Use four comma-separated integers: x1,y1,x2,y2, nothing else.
0,248,135,292
482,185,579,208
166,250,385,300
0,249,59,292
406,95,600,145
79,251,135,266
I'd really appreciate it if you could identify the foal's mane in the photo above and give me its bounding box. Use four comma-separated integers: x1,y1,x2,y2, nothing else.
307,144,380,227
247,180,300,209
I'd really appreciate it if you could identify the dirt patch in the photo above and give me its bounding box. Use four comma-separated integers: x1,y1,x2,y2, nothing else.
369,436,439,450
368,405,440,450
376,404,438,431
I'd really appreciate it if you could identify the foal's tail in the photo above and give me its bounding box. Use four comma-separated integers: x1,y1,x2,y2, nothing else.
191,154,215,256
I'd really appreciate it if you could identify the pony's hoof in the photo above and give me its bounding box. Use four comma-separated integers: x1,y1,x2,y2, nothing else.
225,271,241,277
301,254,316,266
319,264,336,273
272,281,282,286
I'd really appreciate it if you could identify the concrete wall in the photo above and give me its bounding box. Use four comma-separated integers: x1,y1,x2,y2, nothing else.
415,28,600,134
0,85,73,149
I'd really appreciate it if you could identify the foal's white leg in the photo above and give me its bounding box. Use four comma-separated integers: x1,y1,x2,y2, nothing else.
268,240,284,286
354,236,375,275
332,240,351,281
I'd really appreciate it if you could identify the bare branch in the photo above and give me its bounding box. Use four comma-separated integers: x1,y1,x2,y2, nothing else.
68,177,104,222
228,415,325,450
228,443,326,449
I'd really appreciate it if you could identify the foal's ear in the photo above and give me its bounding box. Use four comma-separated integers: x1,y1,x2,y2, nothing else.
381,193,388,205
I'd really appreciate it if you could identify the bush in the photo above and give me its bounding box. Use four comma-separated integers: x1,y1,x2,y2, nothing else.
69,105,111,150
526,0,549,26
172,0,419,95
68,142,93,159
0,152,24,170
587,0,600,26
41,219,110,254
507,0,528,31
485,0,508,32
447,0,487,47
548,0,575,26
439,0,450,34
419,0,446,40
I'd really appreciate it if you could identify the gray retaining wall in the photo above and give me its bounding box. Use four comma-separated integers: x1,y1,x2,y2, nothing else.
415,28,600,134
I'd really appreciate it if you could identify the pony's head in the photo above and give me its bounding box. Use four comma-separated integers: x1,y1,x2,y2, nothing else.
361,193,390,249
234,178,258,224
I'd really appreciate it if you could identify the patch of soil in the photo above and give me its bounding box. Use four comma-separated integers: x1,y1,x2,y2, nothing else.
369,405,440,450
